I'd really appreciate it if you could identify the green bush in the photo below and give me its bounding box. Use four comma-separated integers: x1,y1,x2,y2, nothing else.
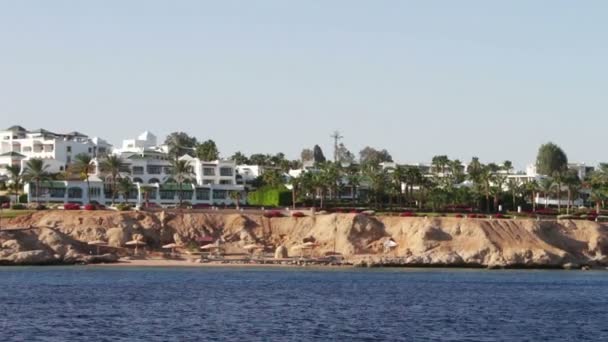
0,181,6,190
0,195,9,205
11,204,26,210
18,194,28,204
247,186,291,207
116,203,132,211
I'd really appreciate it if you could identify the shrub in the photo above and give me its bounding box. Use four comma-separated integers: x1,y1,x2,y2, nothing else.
116,203,132,211
11,204,26,210
455,214,464,218
264,210,283,218
557,214,577,220
18,194,28,204
494,213,509,219
247,186,292,207
84,204,96,211
350,209,360,214
1,202,10,209
192,203,211,209
64,203,80,210
292,211,305,218
0,195,10,205
400,212,415,217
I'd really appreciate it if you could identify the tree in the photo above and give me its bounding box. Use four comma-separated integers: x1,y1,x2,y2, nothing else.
288,176,301,209
300,148,314,163
563,169,581,214
261,169,284,188
250,154,270,166
230,151,249,165
116,177,133,204
73,153,93,204
363,164,389,209
229,191,241,210
170,159,194,206
431,155,450,174
140,185,155,208
99,155,126,205
536,142,568,176
538,178,554,208
196,140,220,161
336,143,355,164
506,178,521,211
22,159,50,203
165,132,197,160
523,180,540,212
313,145,326,164
359,147,392,166
3,165,22,200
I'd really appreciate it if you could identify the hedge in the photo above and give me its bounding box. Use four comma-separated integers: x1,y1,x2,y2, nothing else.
247,186,291,207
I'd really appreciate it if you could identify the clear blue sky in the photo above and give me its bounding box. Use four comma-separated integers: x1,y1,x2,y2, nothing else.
1,1,606,169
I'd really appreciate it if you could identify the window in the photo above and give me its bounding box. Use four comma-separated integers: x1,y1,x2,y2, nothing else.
132,166,144,175
203,179,214,185
89,187,101,198
66,156,71,164
203,168,215,176
160,190,176,200
220,167,233,177
48,188,66,198
68,187,83,199
219,180,232,185
213,189,227,200
196,188,210,200
147,165,162,174
23,146,32,152
88,147,92,153
67,146,72,152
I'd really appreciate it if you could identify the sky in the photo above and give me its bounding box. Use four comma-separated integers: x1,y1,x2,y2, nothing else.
1,1,607,170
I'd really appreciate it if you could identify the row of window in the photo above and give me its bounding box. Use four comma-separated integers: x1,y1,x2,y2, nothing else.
31,186,230,201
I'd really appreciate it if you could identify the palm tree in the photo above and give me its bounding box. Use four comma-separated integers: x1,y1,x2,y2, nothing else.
139,185,155,208
523,180,540,212
22,158,50,203
73,153,93,204
345,166,361,203
538,178,554,209
116,177,133,204
99,155,125,205
229,191,241,210
563,170,581,214
506,178,521,211
363,164,388,209
288,176,301,209
171,159,194,206
552,170,565,212
3,165,22,200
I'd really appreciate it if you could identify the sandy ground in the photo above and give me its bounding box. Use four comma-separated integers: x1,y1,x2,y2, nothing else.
92,257,309,268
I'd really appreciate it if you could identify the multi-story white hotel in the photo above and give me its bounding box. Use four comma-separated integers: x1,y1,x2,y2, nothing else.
0,125,112,176
21,130,244,207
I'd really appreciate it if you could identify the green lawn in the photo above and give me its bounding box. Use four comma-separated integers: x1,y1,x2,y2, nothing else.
0,209,36,219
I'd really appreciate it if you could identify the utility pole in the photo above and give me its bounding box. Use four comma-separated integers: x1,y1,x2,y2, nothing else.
330,131,343,163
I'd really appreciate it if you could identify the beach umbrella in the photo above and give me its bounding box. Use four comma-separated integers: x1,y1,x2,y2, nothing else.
200,244,219,250
242,243,264,257
162,243,181,255
383,239,398,254
87,240,107,255
291,242,317,258
126,240,147,254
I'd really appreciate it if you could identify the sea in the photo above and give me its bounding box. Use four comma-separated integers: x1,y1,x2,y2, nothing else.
0,267,607,341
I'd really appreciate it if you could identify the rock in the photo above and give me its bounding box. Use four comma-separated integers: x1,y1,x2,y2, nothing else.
563,263,580,270
107,227,127,247
85,253,120,264
7,250,56,265
274,245,288,259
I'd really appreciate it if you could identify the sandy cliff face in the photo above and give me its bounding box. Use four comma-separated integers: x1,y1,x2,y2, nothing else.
3,211,608,267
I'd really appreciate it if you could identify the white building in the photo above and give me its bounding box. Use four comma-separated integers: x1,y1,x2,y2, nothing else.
113,131,166,155
0,125,112,176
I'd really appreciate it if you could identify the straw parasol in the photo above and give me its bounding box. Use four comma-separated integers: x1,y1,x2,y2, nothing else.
125,240,147,254
383,239,398,254
162,243,181,255
291,242,318,257
87,240,107,255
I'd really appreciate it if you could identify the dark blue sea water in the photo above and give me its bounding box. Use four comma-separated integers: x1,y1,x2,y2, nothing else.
1,267,607,341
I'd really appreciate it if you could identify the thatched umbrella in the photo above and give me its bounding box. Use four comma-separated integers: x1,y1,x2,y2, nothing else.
243,243,264,257
125,240,147,255
162,243,181,255
87,240,107,255
291,242,318,258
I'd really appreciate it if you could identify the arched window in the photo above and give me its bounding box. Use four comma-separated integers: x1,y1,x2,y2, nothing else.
148,178,160,184
132,177,144,183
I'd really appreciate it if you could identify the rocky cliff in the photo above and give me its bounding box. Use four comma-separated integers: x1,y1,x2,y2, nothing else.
3,210,608,268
